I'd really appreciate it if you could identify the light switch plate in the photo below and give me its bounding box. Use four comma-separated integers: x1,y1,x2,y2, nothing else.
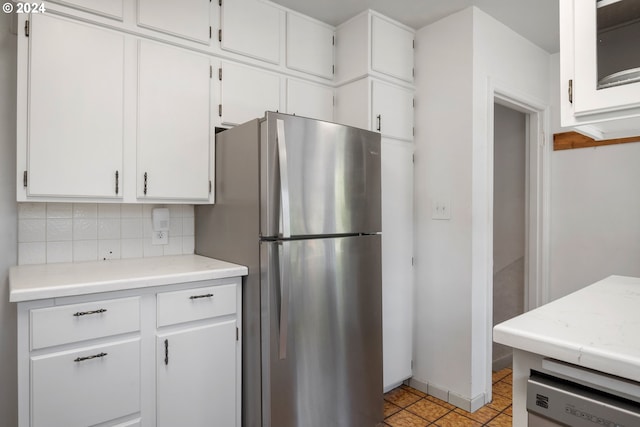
431,197,451,220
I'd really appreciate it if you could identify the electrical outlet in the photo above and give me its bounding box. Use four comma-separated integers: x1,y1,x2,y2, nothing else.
152,230,169,245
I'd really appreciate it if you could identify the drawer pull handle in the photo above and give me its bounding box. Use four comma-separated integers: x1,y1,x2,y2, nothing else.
73,308,107,317
164,339,169,365
74,352,107,363
189,293,214,300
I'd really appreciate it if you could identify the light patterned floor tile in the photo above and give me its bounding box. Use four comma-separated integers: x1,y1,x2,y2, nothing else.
492,380,512,399
385,410,431,427
385,388,423,408
486,393,511,412
385,401,403,418
433,411,482,427
487,413,513,427
454,405,500,424
405,399,451,422
425,395,456,410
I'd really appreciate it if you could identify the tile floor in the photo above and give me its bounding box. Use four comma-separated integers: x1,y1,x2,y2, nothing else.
383,368,513,427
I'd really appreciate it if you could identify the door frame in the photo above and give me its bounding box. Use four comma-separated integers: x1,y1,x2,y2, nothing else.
484,80,551,401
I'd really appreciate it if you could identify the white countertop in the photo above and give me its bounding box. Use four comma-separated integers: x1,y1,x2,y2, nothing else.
9,255,248,302
494,275,640,383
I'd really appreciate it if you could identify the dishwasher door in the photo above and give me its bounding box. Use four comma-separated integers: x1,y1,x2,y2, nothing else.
527,371,640,427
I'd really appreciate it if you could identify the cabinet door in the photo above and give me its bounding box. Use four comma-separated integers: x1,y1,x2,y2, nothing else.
381,138,414,390
47,0,124,20
31,338,140,427
287,79,333,122
286,13,334,79
137,40,210,201
138,0,211,44
372,80,414,141
219,61,281,126
27,13,124,199
371,15,414,82
220,0,280,64
157,321,237,427
573,0,640,115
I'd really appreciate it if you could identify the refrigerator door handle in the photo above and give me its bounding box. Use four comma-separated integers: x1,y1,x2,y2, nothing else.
278,241,290,359
276,119,291,239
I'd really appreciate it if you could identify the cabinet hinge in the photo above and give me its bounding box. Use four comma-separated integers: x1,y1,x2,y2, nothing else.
413,98,415,108
236,327,239,341
218,29,222,43
332,95,335,107
412,68,415,78
210,65,212,78
332,35,335,46
412,39,415,49
24,20,29,37
219,0,222,6
568,79,573,104
209,26,212,39
411,256,414,266
218,104,222,117
218,67,222,81
413,127,415,137
412,154,415,164
332,64,335,75
23,170,27,188
209,180,212,194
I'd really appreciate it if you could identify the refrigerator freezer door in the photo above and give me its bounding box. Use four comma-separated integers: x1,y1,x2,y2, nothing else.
261,112,381,238
260,235,383,427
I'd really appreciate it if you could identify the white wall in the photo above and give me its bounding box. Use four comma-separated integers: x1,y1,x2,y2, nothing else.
414,7,474,404
548,54,640,300
414,6,550,409
0,12,18,426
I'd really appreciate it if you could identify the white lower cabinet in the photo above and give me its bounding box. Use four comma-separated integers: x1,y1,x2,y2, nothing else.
31,338,141,427
17,278,242,427
157,322,237,427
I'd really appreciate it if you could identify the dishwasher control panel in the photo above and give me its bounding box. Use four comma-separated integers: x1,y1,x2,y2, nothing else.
527,371,640,427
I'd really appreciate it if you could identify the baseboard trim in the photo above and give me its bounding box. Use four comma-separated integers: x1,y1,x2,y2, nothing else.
408,378,487,413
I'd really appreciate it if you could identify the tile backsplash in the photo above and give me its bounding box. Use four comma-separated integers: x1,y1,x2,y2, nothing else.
18,203,195,265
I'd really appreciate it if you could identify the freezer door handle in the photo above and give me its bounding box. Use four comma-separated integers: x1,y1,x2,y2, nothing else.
276,119,291,239
278,241,290,359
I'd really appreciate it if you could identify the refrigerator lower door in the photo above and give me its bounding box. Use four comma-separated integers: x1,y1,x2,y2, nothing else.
260,234,383,427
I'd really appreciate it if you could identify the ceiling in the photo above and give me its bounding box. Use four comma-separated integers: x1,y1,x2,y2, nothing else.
268,0,560,53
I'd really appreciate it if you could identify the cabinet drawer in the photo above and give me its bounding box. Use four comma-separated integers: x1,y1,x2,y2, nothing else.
30,297,140,350
157,284,236,327
31,338,140,427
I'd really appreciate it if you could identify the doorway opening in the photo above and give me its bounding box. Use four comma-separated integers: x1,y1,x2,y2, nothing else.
484,86,550,401
492,103,526,371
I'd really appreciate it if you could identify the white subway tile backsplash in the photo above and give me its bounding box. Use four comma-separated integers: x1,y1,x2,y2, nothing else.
98,204,121,219
46,219,73,241
17,203,196,265
98,239,121,260
73,240,98,262
18,219,46,243
73,203,97,219
164,235,183,256
182,217,195,236
46,203,73,218
121,204,143,218
182,235,195,254
98,219,121,240
121,238,143,259
73,219,98,240
18,242,46,265
18,203,46,219
121,218,143,239
46,241,73,264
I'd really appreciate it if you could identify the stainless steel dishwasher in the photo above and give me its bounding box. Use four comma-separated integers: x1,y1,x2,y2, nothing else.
527,361,640,427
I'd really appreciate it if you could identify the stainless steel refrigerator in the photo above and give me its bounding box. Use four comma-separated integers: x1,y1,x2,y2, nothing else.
195,112,383,427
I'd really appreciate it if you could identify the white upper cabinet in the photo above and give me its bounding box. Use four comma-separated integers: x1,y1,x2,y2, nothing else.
335,78,414,141
137,40,211,201
372,80,414,141
560,0,640,139
219,0,281,64
218,61,281,126
371,15,414,82
25,13,124,199
336,10,415,85
47,0,124,20
286,13,334,79
138,0,211,44
286,79,333,122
